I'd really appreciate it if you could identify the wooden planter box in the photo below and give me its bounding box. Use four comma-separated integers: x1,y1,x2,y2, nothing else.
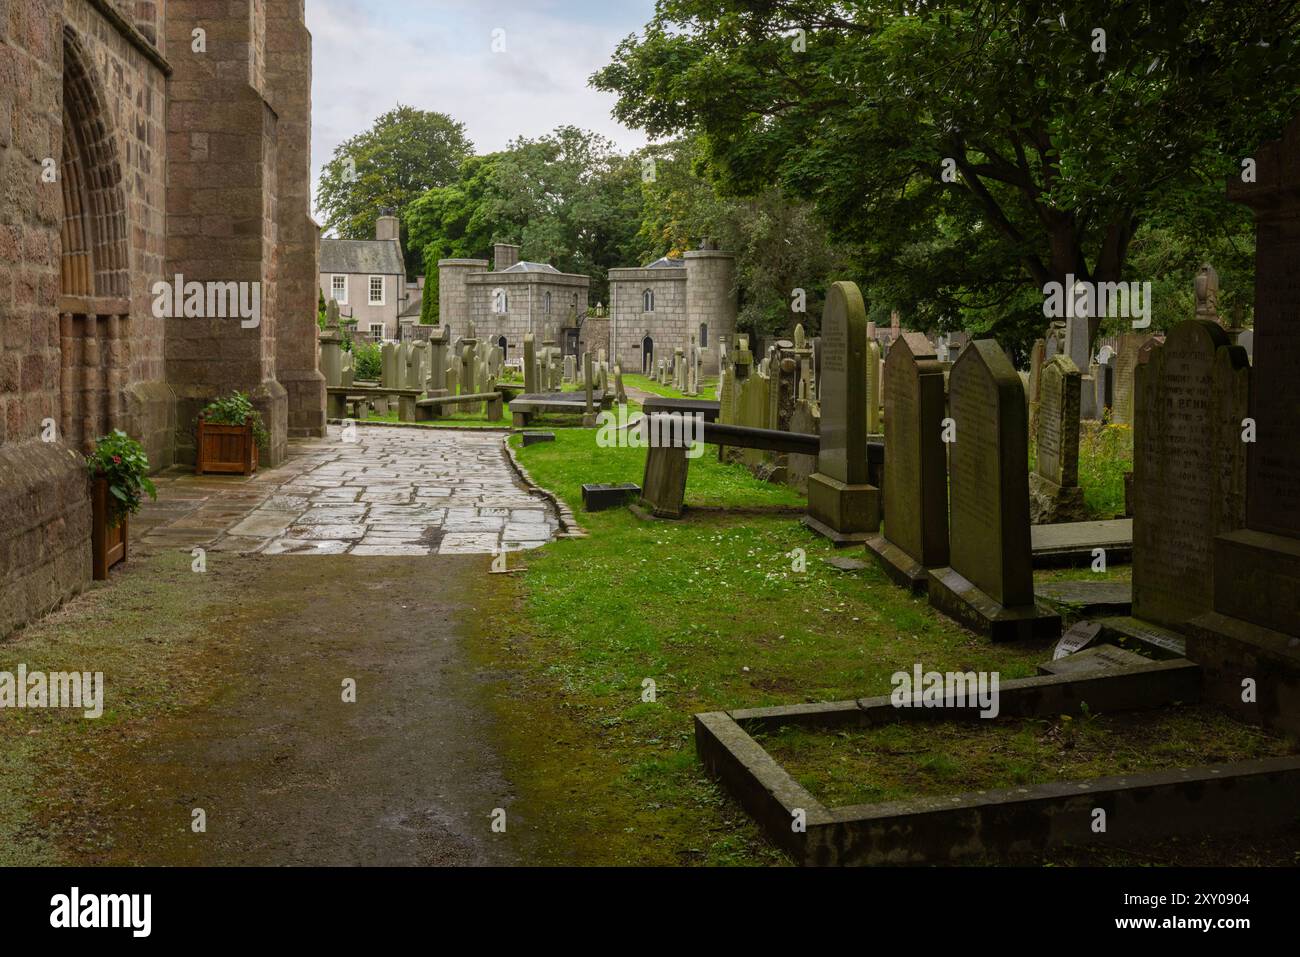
91,477,128,581
196,418,258,476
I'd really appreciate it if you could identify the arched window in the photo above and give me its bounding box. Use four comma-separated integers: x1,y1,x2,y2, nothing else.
493,288,508,314
643,289,654,312
543,291,552,314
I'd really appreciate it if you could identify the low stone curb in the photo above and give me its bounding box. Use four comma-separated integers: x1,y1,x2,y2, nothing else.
502,437,587,539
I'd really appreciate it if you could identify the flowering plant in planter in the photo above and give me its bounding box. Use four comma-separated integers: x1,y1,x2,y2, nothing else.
86,430,157,529
198,391,270,449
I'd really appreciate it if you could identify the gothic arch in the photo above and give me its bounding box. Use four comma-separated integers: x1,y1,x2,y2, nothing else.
61,27,128,299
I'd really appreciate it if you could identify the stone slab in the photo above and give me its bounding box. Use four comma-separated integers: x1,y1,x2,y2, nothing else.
1031,519,1133,568
927,566,1061,642
1036,579,1133,617
1097,616,1187,658
865,534,929,593
1037,644,1153,676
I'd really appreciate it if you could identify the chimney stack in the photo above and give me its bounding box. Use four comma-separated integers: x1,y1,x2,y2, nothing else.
376,211,400,242
493,243,520,271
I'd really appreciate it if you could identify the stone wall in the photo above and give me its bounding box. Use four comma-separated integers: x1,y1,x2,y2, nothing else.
463,271,589,361
437,258,487,334
608,267,687,374
1,0,319,638
267,0,324,438
684,250,737,376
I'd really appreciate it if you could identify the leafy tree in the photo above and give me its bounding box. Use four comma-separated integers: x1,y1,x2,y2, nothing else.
638,136,850,339
316,105,473,275
594,0,1300,350
405,128,645,304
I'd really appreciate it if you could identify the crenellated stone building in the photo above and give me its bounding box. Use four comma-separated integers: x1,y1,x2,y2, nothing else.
0,0,323,638
439,244,590,364
608,248,737,376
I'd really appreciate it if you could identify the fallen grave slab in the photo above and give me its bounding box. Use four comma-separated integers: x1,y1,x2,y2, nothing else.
1031,519,1133,568
1037,579,1133,617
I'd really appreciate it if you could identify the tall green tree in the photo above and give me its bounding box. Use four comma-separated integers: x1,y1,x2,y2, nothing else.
405,128,646,305
317,105,473,275
594,0,1300,348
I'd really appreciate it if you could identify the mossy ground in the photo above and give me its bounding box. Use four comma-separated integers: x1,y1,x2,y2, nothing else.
469,425,1294,865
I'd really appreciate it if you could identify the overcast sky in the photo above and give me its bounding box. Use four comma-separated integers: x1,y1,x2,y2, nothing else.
305,0,655,218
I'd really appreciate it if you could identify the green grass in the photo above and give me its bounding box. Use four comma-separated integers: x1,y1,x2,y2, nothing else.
1078,421,1133,519
470,433,1053,864
624,373,719,400
761,706,1292,809
509,426,803,510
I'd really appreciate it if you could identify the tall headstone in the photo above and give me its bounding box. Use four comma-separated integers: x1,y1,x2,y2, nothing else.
1187,117,1300,735
523,333,537,395
461,342,477,394
927,340,1060,641
1194,263,1221,325
614,364,627,405
1029,355,1087,524
429,327,449,395
582,352,597,427
865,340,882,434
802,281,880,544
1130,320,1249,632
867,333,948,591
1111,332,1152,425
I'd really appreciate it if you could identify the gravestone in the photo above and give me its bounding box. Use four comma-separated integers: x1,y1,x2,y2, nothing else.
1131,321,1249,631
1186,117,1300,736
865,340,882,434
564,354,576,382
866,332,948,591
429,327,449,395
523,334,537,394
380,342,397,389
1234,329,1254,362
1111,332,1152,425
461,342,478,394
1194,263,1221,324
1029,355,1087,524
614,364,627,404
802,281,880,544
927,339,1061,641
582,352,597,427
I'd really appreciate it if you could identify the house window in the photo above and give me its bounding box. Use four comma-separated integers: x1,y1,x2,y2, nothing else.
331,275,347,305
544,291,552,314
643,289,654,312
699,322,708,347
369,323,384,340
493,288,508,314
368,276,385,306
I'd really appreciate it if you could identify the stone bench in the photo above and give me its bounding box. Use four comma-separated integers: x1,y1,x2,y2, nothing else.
326,386,421,419
411,391,503,422
641,417,884,519
509,391,611,427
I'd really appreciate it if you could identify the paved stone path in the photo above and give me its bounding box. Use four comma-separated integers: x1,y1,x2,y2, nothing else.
138,425,560,556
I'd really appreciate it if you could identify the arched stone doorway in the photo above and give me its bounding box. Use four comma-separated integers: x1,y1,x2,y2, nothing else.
642,335,653,374
59,28,130,451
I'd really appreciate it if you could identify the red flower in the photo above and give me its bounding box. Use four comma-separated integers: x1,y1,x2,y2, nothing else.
111,455,122,464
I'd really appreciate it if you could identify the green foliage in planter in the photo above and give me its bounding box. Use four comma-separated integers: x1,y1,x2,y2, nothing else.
86,430,157,529
199,391,270,450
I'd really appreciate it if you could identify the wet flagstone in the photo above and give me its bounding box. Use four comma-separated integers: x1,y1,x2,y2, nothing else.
137,425,560,556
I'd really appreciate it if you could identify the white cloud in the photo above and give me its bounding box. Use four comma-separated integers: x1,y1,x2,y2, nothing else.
306,0,653,218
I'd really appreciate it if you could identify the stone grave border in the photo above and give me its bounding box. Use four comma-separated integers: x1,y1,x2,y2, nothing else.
694,660,1300,865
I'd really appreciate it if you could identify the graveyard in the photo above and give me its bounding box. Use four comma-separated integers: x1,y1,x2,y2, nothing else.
2,1,1299,906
